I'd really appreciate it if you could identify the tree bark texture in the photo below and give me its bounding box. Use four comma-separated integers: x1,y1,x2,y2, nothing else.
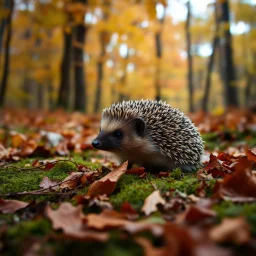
73,23,86,112
73,0,87,112
94,35,105,112
57,25,72,109
185,0,194,112
0,0,14,107
219,0,239,108
202,3,219,112
94,1,111,113
118,50,129,102
0,0,9,56
154,7,165,101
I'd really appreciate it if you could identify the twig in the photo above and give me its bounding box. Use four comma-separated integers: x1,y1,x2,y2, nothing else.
0,173,84,197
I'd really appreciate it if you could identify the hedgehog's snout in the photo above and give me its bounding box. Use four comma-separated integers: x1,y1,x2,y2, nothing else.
92,131,119,151
92,139,101,149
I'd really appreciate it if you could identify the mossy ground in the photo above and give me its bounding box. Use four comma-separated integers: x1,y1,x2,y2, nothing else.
1,130,256,255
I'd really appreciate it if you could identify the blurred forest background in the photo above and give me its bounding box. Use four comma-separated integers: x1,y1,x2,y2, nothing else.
0,0,255,114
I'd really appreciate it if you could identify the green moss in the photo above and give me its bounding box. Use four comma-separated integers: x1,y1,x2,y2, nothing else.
214,201,256,235
111,173,199,211
170,168,182,179
0,158,97,202
47,161,77,180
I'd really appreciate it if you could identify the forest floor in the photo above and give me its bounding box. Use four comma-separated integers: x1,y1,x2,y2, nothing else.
0,109,256,256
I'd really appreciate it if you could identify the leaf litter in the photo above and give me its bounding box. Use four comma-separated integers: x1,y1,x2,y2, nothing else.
1,109,256,255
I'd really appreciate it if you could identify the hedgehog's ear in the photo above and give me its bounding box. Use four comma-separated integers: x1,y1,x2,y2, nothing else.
133,118,146,137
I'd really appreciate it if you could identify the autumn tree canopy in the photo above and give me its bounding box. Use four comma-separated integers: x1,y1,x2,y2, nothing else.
0,0,255,113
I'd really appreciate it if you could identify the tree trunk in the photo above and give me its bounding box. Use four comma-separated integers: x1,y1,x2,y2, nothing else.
94,2,110,112
0,0,9,54
48,83,54,111
73,0,87,112
185,0,194,112
154,7,165,101
0,0,14,107
219,0,239,108
202,4,219,112
155,32,161,101
57,26,72,109
118,51,129,102
94,31,106,113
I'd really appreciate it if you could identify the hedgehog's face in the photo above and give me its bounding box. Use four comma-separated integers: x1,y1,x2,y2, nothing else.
92,117,146,152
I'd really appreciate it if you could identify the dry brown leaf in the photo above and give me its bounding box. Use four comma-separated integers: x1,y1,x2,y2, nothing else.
45,203,108,241
86,209,129,229
39,177,59,190
213,157,256,201
209,217,250,244
135,237,165,256
0,199,29,214
142,190,166,216
10,132,27,148
60,172,84,190
86,161,128,197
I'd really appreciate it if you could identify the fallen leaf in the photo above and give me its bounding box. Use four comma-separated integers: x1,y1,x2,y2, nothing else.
184,205,217,225
0,199,29,214
60,172,84,190
142,190,166,216
209,217,250,244
10,132,27,148
120,202,139,220
247,149,256,163
86,209,129,229
86,161,128,197
213,157,256,201
46,203,108,241
126,167,145,175
135,237,165,256
39,177,59,190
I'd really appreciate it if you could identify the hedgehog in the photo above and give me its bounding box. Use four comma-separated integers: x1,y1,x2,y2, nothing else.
92,100,204,172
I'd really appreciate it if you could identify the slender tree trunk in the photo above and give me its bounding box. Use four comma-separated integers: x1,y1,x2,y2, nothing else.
118,51,129,102
57,26,72,109
94,1,110,112
38,85,44,109
73,0,87,112
94,31,106,112
0,0,9,55
155,7,165,101
155,32,161,101
185,0,194,112
48,83,54,110
202,4,219,112
0,0,14,107
219,0,239,108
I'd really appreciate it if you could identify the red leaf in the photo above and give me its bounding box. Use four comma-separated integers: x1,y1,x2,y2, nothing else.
120,202,139,220
184,205,216,225
126,167,145,175
213,157,256,201
246,149,256,163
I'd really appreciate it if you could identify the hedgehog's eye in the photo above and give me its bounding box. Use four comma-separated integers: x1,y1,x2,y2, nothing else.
113,130,123,139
